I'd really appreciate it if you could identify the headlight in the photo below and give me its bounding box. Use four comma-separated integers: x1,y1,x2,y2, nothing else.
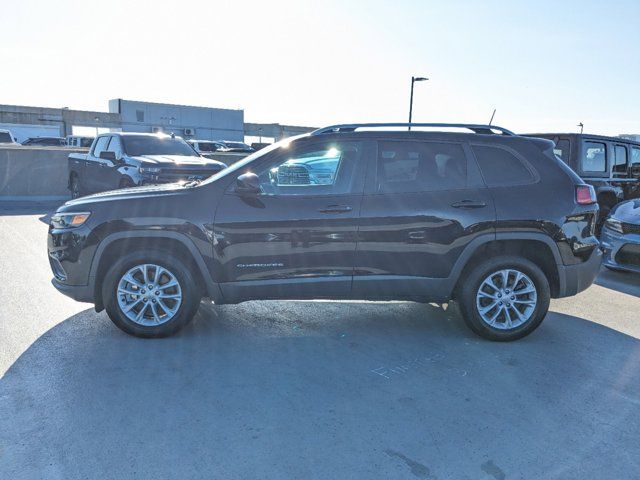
139,167,161,174
50,212,91,229
604,218,624,234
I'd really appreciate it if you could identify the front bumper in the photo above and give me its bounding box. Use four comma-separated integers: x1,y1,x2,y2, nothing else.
556,246,602,297
600,226,640,274
51,277,94,303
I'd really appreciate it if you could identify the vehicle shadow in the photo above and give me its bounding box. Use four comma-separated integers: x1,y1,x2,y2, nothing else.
595,266,640,298
1,301,639,479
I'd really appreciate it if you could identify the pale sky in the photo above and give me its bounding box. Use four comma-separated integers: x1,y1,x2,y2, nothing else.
1,0,639,135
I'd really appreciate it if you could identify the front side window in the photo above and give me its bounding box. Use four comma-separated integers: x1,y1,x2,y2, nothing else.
92,136,110,157
581,141,606,173
106,136,123,158
472,144,534,186
376,141,467,193
613,145,628,176
256,142,362,196
197,142,219,152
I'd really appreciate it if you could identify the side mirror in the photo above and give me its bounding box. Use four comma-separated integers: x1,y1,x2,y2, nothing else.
99,151,117,161
236,172,261,195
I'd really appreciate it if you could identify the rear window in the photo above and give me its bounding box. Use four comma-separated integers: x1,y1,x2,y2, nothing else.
581,141,606,173
376,141,467,193
471,145,534,186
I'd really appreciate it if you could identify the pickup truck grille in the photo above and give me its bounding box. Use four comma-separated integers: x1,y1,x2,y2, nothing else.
621,223,640,235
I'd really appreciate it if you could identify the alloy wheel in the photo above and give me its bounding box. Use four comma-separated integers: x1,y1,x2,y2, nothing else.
116,264,182,326
475,269,537,330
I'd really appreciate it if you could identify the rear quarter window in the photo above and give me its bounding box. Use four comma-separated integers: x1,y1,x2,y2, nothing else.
471,144,535,186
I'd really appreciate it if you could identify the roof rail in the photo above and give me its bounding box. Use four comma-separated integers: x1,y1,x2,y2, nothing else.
311,123,516,136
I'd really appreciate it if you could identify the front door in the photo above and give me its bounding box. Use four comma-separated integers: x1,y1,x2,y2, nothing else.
354,138,495,300
213,139,369,302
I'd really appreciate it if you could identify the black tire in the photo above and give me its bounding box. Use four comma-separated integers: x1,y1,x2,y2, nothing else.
119,177,135,189
102,249,201,338
70,174,81,199
457,256,551,342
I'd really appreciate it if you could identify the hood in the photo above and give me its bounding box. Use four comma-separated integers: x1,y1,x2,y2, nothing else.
131,154,225,168
611,199,640,224
62,183,186,208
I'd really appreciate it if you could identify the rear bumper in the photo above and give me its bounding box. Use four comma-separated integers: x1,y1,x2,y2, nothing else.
51,277,94,303
556,247,602,298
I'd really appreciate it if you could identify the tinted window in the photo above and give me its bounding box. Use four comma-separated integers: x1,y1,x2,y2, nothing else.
136,110,144,122
377,141,467,193
0,132,12,143
80,137,94,147
92,136,110,157
256,142,362,196
472,145,534,185
582,141,606,173
121,135,198,157
553,138,570,162
613,145,628,175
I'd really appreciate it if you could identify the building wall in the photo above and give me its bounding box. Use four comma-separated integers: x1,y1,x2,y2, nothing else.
109,99,244,141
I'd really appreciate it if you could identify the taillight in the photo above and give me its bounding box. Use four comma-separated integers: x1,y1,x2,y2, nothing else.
576,185,597,205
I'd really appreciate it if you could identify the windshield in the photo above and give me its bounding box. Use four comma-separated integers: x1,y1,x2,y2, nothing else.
0,132,12,143
122,135,199,157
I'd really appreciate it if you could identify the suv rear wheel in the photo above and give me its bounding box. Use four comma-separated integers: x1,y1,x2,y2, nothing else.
102,249,201,338
457,256,550,341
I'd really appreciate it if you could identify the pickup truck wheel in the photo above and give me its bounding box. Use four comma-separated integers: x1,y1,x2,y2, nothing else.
119,178,135,189
102,249,201,338
457,256,550,342
70,174,81,199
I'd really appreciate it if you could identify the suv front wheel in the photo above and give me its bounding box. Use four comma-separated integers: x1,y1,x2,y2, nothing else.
457,256,551,341
102,249,201,338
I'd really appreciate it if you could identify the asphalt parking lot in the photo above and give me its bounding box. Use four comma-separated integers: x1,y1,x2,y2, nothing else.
1,203,639,479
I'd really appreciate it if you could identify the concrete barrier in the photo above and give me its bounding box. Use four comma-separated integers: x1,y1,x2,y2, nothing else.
0,146,249,202
0,145,85,201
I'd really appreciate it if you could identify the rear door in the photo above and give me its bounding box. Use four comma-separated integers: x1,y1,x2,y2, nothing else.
213,139,369,301
354,138,495,299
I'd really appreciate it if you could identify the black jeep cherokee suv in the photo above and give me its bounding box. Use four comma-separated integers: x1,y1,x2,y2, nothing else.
48,123,602,341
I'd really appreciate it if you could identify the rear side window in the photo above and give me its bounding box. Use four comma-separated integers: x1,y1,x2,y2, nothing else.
632,147,640,167
613,145,628,176
581,141,606,173
553,138,570,162
376,141,467,193
92,136,110,158
471,145,534,186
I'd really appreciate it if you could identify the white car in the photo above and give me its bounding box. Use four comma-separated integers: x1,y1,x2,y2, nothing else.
188,139,229,158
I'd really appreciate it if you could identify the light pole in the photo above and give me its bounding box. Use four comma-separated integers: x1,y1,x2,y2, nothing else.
408,76,428,130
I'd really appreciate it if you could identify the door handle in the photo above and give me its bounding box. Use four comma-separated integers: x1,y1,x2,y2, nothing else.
318,204,352,214
451,199,487,209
